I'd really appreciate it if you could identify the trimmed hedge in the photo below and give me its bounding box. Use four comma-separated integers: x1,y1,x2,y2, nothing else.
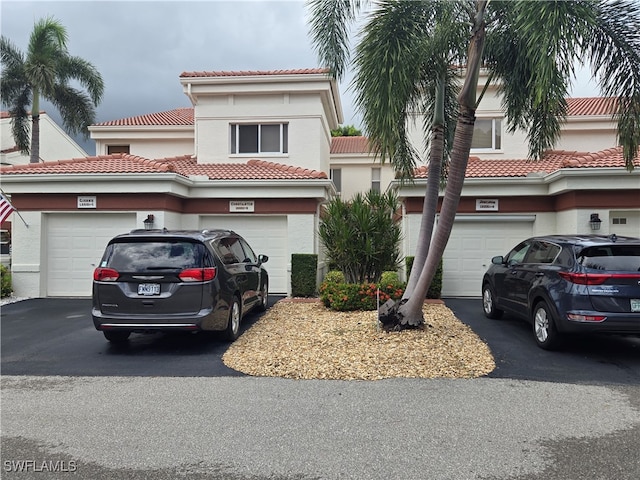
291,254,318,297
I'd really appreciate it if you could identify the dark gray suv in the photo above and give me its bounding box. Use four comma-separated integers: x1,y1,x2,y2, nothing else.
482,234,640,350
92,229,269,343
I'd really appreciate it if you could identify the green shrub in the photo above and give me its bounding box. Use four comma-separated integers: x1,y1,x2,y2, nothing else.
291,254,318,297
319,190,401,283
405,256,443,299
319,277,405,312
1,265,12,298
324,270,345,283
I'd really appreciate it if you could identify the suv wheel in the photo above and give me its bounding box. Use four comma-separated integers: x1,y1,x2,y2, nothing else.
225,297,241,341
103,330,131,343
482,284,503,319
532,301,562,350
258,281,268,312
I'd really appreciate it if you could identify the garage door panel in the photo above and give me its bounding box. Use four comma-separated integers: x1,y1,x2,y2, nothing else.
200,216,288,294
442,220,533,297
46,213,135,296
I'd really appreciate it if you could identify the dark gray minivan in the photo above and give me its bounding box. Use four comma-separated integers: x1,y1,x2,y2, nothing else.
92,229,268,343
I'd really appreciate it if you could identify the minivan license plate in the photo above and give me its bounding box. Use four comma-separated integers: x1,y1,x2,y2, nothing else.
632,299,640,312
138,283,160,296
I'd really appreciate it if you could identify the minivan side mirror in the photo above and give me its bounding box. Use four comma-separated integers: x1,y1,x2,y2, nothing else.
491,255,504,265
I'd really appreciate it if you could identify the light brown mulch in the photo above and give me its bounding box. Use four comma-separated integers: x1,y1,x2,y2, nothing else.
222,300,496,380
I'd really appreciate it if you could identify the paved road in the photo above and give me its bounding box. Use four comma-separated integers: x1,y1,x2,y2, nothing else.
1,298,639,480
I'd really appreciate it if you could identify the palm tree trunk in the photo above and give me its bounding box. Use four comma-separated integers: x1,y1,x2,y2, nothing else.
398,2,487,326
30,90,40,163
404,77,446,297
30,114,40,163
399,110,476,325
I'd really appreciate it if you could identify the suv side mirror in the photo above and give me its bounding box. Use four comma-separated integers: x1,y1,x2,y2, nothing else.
258,254,269,265
491,255,504,265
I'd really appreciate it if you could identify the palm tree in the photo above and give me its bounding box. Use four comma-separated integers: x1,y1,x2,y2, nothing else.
1,16,104,163
308,0,640,326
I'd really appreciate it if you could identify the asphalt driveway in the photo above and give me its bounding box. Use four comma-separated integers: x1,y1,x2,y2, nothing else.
2,297,640,480
2,297,639,383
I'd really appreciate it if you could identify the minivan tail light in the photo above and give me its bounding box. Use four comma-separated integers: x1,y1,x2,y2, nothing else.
94,267,120,282
179,267,217,282
559,272,640,285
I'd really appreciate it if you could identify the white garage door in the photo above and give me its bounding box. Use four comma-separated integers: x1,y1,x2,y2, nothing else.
47,213,136,296
199,216,288,293
442,216,534,297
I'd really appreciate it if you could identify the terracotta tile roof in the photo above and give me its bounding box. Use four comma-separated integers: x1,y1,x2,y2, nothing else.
0,154,328,180
566,97,617,116
91,97,618,128
93,108,194,127
180,68,330,78
413,146,640,179
330,136,371,154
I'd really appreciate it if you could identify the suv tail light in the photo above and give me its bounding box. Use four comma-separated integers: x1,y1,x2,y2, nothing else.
94,267,120,282
179,267,217,282
559,272,640,285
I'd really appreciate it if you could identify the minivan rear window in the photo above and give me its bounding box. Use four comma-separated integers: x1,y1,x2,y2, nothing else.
102,241,204,271
577,245,640,271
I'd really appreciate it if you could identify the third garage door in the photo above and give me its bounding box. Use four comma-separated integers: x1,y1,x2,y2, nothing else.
442,216,534,297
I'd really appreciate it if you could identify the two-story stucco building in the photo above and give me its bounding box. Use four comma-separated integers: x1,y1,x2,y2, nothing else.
1,68,638,299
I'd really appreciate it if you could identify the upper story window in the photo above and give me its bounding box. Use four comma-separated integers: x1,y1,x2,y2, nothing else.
107,145,130,154
330,168,342,195
471,118,502,151
371,167,381,193
230,123,288,154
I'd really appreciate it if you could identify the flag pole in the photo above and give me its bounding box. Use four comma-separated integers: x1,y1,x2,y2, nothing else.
0,188,29,228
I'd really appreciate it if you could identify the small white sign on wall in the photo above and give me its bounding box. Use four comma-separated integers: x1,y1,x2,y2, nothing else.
476,199,499,211
230,200,255,213
77,196,97,209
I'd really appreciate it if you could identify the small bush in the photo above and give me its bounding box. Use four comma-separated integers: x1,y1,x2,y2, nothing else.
1,265,12,298
319,277,405,312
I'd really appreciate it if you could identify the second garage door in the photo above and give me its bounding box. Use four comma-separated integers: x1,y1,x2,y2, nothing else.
199,215,288,294
441,216,534,297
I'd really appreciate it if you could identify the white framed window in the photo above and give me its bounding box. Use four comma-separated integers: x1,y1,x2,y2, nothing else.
330,168,342,195
371,167,381,192
230,123,288,154
471,118,502,151
612,218,627,225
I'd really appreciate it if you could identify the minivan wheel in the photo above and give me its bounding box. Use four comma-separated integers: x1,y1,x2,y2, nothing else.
482,284,503,319
103,330,131,343
225,297,241,342
532,301,562,350
258,281,269,312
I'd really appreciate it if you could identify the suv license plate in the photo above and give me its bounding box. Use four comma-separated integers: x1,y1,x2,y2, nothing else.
138,283,160,296
631,299,640,312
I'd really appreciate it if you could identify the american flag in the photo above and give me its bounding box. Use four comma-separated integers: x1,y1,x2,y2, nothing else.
0,193,15,224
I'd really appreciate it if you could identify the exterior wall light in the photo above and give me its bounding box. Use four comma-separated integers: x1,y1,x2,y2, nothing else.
143,214,155,230
589,213,602,231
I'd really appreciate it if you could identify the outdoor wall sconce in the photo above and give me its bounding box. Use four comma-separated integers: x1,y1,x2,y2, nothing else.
143,214,155,230
589,213,602,231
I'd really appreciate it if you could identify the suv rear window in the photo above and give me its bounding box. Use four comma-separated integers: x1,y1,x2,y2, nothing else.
101,241,204,271
577,245,640,271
